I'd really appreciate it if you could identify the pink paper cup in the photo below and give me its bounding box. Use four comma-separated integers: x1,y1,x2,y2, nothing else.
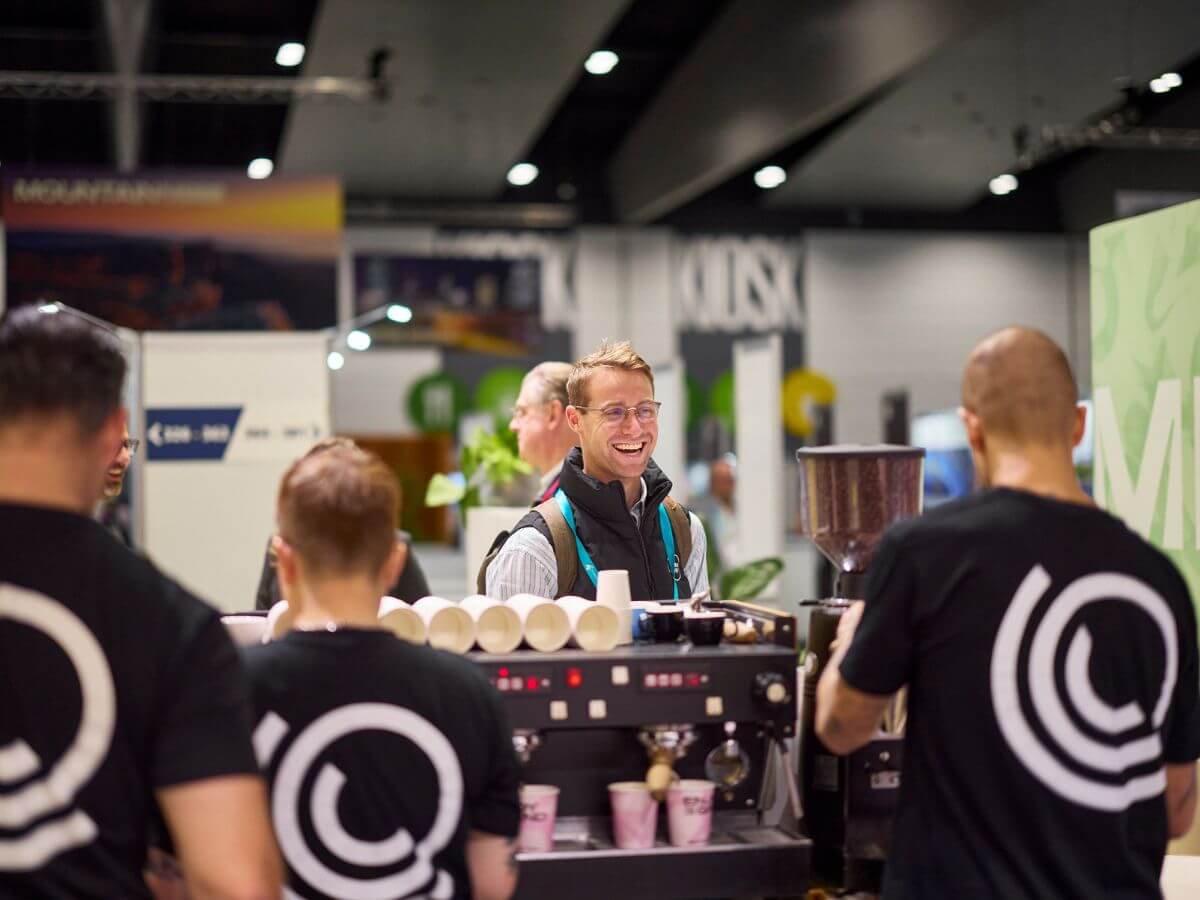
608,782,659,849
518,785,559,853
666,780,716,847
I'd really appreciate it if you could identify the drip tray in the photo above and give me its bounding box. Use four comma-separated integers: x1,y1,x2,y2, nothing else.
514,815,811,899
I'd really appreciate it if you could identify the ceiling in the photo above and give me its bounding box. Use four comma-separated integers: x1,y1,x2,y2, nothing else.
0,0,1198,232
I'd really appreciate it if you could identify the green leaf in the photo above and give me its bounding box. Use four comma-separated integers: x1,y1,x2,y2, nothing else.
424,473,466,507
719,557,784,600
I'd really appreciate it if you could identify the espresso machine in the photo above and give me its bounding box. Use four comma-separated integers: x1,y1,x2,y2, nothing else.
794,445,924,891
470,600,810,900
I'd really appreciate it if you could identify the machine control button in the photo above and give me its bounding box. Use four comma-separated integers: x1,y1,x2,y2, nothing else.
497,678,510,691
705,696,724,717
611,665,630,686
550,701,568,721
588,700,607,720
754,672,791,706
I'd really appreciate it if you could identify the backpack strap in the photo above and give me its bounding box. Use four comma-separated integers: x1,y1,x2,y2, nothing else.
534,497,578,597
662,496,693,578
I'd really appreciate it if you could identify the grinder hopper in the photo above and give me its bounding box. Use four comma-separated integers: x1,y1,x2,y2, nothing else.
795,444,925,600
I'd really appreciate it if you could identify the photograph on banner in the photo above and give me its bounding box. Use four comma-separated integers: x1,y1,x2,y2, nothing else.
2,171,342,330
353,253,542,354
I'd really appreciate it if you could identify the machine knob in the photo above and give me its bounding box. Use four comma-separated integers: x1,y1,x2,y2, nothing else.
754,672,790,706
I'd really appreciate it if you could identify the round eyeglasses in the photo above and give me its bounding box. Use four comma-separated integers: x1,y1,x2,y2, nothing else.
575,402,661,427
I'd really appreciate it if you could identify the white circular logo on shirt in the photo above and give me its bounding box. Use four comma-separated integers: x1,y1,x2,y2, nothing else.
254,703,463,900
990,565,1178,811
0,584,116,870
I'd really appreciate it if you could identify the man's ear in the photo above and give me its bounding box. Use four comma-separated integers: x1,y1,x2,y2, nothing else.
1071,403,1087,449
273,535,298,590
381,540,407,592
546,399,565,426
565,404,583,436
99,406,126,460
958,407,986,454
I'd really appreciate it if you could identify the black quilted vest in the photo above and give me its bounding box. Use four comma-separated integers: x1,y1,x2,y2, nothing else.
511,447,692,601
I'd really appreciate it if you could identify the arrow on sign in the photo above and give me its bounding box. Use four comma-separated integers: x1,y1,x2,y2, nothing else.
148,421,164,447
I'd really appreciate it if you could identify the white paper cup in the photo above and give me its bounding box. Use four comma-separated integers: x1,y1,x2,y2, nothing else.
377,596,428,645
221,615,268,647
666,780,716,847
461,595,523,654
609,782,659,849
558,596,620,652
507,594,570,652
413,596,476,654
518,784,560,852
264,600,294,642
596,570,633,645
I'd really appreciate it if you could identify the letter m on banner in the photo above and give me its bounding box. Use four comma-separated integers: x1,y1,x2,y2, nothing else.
1093,379,1184,550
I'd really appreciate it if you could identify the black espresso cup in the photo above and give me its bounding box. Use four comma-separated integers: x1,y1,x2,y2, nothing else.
646,605,685,643
684,611,725,646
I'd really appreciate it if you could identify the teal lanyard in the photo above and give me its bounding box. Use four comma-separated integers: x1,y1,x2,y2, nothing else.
555,489,680,600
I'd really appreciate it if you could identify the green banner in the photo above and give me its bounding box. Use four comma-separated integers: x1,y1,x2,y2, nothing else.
1090,199,1200,602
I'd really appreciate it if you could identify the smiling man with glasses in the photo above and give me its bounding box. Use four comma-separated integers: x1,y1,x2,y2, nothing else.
484,341,707,602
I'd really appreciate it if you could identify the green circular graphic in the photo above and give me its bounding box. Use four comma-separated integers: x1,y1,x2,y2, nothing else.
408,373,468,434
473,367,526,429
709,371,735,429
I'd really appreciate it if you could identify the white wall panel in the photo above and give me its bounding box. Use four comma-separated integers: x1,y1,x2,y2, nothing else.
805,231,1073,443
141,332,330,611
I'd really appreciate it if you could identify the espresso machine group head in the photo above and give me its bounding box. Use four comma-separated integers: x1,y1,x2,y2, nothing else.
795,444,924,890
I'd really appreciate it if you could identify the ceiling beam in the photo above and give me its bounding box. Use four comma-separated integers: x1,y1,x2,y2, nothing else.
607,0,1012,223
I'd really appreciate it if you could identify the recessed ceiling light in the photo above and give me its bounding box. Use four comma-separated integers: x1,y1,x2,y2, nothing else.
1150,78,1169,94
754,165,787,189
507,162,539,186
247,158,274,179
585,50,619,75
276,43,306,67
1161,71,1182,89
346,330,371,351
387,304,413,323
989,173,1018,195
326,351,345,371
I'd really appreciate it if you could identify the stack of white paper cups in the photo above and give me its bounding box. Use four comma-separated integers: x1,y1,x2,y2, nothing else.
460,595,523,653
595,570,634,645
558,596,620,651
506,594,571,652
413,596,476,654
377,596,428,645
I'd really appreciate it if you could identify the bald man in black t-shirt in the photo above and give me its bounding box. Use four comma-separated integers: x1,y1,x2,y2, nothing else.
816,327,1200,899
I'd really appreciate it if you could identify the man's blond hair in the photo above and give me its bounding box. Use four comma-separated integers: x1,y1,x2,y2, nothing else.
567,341,654,407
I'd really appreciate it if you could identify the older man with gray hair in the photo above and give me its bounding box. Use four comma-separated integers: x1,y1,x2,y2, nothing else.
509,361,577,504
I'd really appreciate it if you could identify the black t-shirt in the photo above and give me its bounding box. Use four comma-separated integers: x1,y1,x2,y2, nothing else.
242,629,520,900
840,488,1200,899
0,503,259,899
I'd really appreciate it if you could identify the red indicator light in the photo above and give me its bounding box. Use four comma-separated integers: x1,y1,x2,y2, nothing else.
526,676,539,691
498,667,509,677
685,674,701,687
566,668,584,688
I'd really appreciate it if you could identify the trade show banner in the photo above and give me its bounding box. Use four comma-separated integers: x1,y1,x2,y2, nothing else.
140,332,331,612
1090,199,1200,604
2,170,342,330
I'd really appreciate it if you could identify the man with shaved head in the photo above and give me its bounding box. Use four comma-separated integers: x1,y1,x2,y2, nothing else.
816,327,1199,898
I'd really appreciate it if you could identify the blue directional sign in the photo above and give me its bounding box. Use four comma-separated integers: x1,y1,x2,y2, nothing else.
144,407,243,461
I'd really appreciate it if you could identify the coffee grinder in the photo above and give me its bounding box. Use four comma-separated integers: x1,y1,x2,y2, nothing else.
795,444,924,891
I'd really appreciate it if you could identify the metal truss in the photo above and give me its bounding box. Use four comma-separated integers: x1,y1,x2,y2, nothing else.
0,71,385,104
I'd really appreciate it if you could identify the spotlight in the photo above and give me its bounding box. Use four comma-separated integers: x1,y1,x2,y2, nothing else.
754,165,787,189
1161,72,1182,89
386,304,413,323
989,173,1018,195
346,330,371,351
37,302,60,314
506,163,539,187
585,50,619,75
326,351,345,371
275,42,306,67
247,158,274,179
